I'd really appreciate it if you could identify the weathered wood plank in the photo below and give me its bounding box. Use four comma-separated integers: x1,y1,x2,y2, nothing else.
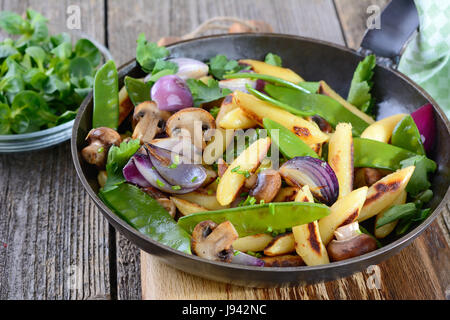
333,0,390,49
141,219,449,300
107,0,345,66
0,0,111,300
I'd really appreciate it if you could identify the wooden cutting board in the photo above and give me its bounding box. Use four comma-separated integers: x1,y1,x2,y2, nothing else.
141,217,450,299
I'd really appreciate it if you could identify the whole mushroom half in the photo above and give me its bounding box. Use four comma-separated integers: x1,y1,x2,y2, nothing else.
327,222,377,262
165,107,216,150
81,127,122,168
132,101,171,144
191,220,239,262
249,169,282,203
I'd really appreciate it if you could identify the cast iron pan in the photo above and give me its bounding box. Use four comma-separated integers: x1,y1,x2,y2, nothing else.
71,1,450,287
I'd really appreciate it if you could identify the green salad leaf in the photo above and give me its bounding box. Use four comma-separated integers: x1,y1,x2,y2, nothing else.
400,155,436,196
0,9,102,134
347,54,376,115
186,78,231,107
103,139,141,191
264,53,282,67
136,33,169,73
208,54,248,79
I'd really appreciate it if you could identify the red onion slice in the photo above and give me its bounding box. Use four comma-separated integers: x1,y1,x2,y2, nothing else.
231,251,265,267
151,75,193,111
132,153,195,194
169,58,209,80
411,103,435,153
279,156,339,205
145,143,206,189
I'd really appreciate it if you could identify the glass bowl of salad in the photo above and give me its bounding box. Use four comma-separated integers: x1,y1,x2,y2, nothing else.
0,9,112,153
72,33,450,286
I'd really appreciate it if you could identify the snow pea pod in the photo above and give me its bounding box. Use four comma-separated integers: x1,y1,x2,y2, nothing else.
263,118,318,159
93,60,119,129
177,202,330,237
224,72,311,93
353,138,435,170
124,76,151,106
264,84,370,136
99,183,191,254
391,115,426,155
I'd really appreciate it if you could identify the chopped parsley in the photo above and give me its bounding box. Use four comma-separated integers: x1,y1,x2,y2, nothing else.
171,185,181,190
210,106,220,119
231,165,251,178
156,179,165,187
191,176,198,183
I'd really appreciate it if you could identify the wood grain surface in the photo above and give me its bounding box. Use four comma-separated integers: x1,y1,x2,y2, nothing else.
0,0,448,300
0,0,111,300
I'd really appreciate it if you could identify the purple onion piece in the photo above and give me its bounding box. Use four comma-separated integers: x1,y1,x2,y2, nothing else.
151,75,193,111
123,156,152,188
145,143,206,189
132,153,195,194
279,156,339,206
168,58,209,80
411,103,435,153
231,251,265,267
218,78,257,93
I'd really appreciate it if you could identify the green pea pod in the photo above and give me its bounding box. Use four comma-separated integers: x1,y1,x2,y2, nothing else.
124,76,151,106
224,72,311,93
391,115,426,155
178,202,330,237
99,183,191,254
264,84,370,135
354,138,416,170
263,118,318,159
246,85,315,117
93,60,119,129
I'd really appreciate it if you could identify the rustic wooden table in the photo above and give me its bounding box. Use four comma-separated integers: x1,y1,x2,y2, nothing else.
1,0,449,300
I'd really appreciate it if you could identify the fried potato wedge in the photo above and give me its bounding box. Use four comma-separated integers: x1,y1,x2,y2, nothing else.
234,91,329,145
263,233,296,256
374,190,407,239
203,127,234,164
233,233,273,252
170,197,208,216
239,59,304,82
273,187,300,202
118,86,134,125
292,186,330,266
261,254,305,267
361,114,407,143
319,186,369,245
217,137,271,205
219,107,257,129
176,189,229,210
328,123,354,198
358,166,415,222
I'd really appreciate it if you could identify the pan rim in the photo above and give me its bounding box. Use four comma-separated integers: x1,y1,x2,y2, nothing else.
71,32,450,275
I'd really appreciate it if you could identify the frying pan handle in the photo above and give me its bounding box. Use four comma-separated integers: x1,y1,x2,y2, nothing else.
358,0,419,68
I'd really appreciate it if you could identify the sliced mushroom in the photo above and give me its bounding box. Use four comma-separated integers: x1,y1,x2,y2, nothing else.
327,222,377,262
249,169,282,203
165,108,216,150
81,127,121,168
191,220,238,262
132,101,171,144
217,158,229,178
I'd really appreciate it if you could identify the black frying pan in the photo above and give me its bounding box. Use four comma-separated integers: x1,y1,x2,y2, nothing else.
71,0,450,286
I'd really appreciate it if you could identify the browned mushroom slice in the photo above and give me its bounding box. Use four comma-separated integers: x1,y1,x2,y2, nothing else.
191,220,238,262
132,101,171,144
249,169,282,203
217,158,229,178
165,108,216,150
81,127,122,168
327,222,377,262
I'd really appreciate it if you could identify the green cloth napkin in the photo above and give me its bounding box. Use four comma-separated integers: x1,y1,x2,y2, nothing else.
398,0,450,117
